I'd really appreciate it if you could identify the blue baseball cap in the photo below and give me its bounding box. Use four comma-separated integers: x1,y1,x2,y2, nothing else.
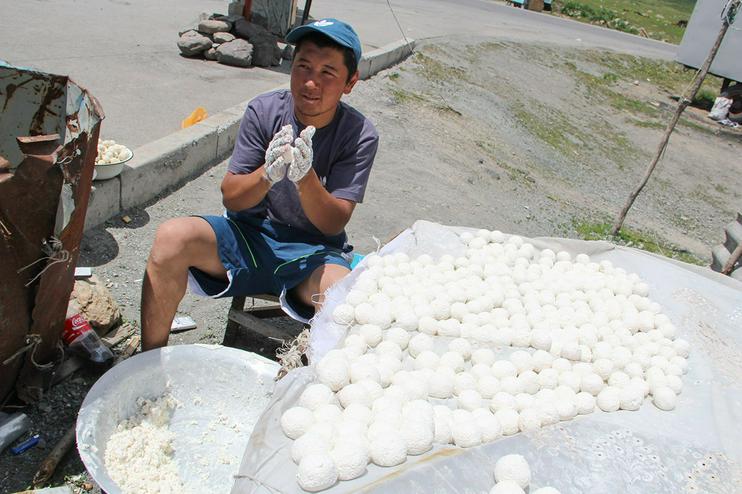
286,18,362,67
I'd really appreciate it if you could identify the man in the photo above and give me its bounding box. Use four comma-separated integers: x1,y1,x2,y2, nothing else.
140,19,378,350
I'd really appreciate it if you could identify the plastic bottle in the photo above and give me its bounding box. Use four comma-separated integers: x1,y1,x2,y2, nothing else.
63,302,113,364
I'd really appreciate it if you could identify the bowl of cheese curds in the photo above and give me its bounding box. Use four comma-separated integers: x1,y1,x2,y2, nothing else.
94,139,132,180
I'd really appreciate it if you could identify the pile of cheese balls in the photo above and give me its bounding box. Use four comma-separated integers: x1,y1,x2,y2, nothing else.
280,229,690,492
95,139,132,165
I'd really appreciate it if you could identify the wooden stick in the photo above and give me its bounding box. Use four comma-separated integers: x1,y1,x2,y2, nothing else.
32,425,76,487
611,1,738,236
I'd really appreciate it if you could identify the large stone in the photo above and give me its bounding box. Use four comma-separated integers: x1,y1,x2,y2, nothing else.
177,31,212,57
233,18,270,41
198,19,231,34
70,275,121,334
216,39,253,67
250,34,278,67
213,32,235,44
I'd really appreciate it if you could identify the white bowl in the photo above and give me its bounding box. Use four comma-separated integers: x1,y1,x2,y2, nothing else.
76,344,279,494
93,148,133,181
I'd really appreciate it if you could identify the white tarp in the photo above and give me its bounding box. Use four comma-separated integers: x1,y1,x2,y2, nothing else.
232,221,742,494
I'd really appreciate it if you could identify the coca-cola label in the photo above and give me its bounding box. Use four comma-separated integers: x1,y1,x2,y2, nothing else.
63,313,93,344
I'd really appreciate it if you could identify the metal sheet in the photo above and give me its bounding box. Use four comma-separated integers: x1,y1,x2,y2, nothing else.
676,0,742,82
0,62,104,403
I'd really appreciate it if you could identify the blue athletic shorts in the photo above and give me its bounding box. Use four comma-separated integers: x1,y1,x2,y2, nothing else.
187,213,352,320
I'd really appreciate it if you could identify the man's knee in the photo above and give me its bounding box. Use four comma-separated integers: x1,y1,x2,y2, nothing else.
149,217,217,270
297,263,350,308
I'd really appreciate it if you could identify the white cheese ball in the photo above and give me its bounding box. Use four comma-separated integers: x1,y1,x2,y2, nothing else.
490,391,517,412
297,452,338,492
537,369,559,389
558,370,581,393
316,355,350,392
494,454,531,489
408,333,434,357
490,481,526,494
426,367,454,398
608,371,631,388
384,327,410,350
333,303,356,325
338,383,372,408
433,406,453,444
281,406,315,440
666,374,683,394
330,443,368,481
472,349,497,367
354,303,375,325
401,419,434,455
580,373,605,396
652,386,678,411
510,350,534,373
494,408,520,435
413,350,440,370
451,416,482,448
492,360,518,378
539,403,560,426
531,350,554,371
376,340,403,360
369,431,407,467
291,432,331,464
476,410,503,442
440,351,467,372
454,372,478,395
596,386,621,412
592,358,614,380
359,324,383,347
478,375,501,399
350,361,381,385
299,384,336,411
500,376,523,395
555,398,577,421
448,338,473,360
619,386,644,411
458,389,483,411
574,392,596,415
518,408,543,432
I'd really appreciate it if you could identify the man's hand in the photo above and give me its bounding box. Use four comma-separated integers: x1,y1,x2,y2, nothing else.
264,124,294,185
287,126,316,183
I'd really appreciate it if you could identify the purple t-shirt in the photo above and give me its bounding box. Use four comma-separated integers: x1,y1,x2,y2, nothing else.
228,89,379,243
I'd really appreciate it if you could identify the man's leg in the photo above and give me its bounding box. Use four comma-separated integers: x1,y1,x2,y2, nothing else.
141,217,227,350
293,263,350,312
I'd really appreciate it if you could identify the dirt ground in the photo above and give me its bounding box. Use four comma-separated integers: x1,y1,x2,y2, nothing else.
2,37,740,493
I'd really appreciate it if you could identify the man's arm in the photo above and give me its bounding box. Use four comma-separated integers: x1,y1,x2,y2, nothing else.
221,167,271,211
296,169,356,236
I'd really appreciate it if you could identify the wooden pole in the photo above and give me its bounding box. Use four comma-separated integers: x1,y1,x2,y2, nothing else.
242,0,253,22
611,0,739,236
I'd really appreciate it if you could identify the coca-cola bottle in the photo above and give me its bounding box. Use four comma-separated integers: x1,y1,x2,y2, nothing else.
62,302,113,365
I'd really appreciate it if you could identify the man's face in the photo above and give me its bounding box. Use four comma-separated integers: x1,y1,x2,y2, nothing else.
290,40,358,127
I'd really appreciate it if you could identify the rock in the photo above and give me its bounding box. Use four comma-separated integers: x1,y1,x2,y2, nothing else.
282,44,294,61
250,34,278,67
205,47,218,60
70,275,121,334
233,18,270,41
177,31,212,57
216,39,253,67
198,19,231,34
213,32,235,43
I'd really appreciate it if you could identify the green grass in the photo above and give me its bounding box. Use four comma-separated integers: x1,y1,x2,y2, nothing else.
553,0,696,44
574,221,705,265
630,118,665,129
412,52,468,83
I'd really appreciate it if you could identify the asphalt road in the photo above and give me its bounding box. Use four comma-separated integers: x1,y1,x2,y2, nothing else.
2,0,678,149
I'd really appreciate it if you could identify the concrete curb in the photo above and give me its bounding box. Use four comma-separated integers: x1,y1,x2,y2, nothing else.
85,38,415,231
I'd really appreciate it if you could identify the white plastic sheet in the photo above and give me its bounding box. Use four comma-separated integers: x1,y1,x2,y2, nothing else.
232,221,742,494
